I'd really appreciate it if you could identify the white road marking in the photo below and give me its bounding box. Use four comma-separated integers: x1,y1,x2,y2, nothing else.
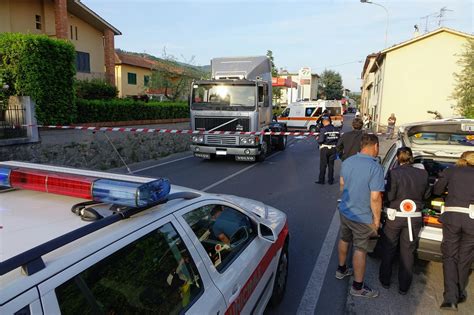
289,144,295,147
133,155,193,173
201,151,283,192
297,210,340,314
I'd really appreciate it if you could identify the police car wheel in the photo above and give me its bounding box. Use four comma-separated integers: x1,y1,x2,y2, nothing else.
270,242,289,306
277,136,287,151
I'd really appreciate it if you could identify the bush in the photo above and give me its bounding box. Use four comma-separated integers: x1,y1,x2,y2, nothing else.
0,33,76,124
76,79,117,100
75,99,189,123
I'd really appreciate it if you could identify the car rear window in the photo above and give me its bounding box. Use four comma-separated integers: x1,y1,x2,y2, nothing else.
327,107,341,116
409,133,474,146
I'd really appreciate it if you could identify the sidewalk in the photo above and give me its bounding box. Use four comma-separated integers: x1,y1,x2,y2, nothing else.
344,135,474,314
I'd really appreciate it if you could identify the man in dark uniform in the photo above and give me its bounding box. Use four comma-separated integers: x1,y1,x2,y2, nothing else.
336,117,364,161
379,147,431,295
315,115,340,185
316,109,332,127
433,151,474,311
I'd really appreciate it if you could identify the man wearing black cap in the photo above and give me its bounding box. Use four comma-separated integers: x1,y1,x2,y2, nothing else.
316,115,340,185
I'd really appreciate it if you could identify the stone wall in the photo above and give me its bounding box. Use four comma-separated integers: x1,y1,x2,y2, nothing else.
0,132,191,170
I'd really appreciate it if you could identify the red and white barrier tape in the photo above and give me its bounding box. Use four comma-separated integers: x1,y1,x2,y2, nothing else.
18,124,387,136
20,125,321,136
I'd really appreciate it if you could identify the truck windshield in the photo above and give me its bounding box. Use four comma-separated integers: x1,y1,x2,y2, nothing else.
191,84,255,111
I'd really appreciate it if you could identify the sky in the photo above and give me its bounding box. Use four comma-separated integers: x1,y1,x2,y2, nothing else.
85,0,473,91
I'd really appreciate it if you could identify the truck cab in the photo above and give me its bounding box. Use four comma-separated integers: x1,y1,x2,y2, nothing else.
190,56,286,162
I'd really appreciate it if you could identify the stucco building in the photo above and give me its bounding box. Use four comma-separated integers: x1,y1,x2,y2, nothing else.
275,70,319,106
115,51,190,99
114,52,154,98
360,27,473,131
0,0,121,85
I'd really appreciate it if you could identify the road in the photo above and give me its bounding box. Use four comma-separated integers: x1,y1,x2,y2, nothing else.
118,120,351,314
113,115,473,314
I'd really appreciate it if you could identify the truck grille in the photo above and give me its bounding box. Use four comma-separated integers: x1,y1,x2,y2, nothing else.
194,117,250,132
205,135,239,146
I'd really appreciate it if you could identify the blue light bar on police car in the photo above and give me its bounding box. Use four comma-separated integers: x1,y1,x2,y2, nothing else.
0,167,11,187
92,178,170,208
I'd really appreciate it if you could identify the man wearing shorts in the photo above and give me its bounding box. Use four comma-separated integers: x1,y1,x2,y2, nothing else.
336,134,384,298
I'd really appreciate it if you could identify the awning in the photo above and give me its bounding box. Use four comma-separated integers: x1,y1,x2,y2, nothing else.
272,77,297,88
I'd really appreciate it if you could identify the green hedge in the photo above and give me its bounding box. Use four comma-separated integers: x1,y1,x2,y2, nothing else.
75,99,189,123
75,79,117,100
0,33,76,124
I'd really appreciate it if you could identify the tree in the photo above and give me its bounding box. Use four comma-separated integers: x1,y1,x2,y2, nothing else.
266,50,281,103
318,70,343,100
348,92,361,107
149,48,205,102
451,39,474,118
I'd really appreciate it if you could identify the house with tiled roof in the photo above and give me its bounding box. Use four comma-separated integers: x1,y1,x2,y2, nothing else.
360,27,473,131
0,0,121,85
114,52,155,97
115,51,199,98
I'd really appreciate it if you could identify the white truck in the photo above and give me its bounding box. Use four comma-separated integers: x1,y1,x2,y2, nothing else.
190,56,287,162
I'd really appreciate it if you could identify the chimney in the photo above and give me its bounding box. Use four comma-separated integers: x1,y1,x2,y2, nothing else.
104,29,116,86
54,0,68,39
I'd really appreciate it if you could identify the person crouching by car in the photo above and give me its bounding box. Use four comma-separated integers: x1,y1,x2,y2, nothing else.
433,151,474,311
379,147,430,295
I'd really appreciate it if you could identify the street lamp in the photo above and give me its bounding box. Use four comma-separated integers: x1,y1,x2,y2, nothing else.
360,0,390,48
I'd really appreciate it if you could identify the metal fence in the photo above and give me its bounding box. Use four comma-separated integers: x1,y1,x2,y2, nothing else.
0,97,27,140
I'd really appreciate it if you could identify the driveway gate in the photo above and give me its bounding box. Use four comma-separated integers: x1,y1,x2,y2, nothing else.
0,96,27,140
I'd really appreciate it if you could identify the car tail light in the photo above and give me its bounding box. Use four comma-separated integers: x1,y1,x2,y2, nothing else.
0,166,170,207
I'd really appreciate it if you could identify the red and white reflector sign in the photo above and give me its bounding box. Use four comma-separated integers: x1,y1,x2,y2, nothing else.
400,199,417,242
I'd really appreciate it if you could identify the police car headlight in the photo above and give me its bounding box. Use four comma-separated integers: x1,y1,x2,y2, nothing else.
192,135,204,143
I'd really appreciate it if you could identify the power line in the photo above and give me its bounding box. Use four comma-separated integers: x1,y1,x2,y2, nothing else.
313,60,364,70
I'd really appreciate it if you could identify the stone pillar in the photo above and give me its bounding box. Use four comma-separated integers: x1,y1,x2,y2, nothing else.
104,29,116,86
22,96,39,143
54,0,68,39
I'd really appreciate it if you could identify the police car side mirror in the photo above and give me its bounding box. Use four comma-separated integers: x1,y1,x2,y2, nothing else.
258,223,277,243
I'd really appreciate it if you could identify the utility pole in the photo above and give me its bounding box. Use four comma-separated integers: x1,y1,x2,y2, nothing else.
360,0,390,48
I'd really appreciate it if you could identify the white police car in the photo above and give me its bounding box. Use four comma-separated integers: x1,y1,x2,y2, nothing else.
381,119,474,262
0,161,289,314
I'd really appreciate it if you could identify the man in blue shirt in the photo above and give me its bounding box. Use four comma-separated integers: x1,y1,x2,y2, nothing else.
335,134,384,298
211,205,247,245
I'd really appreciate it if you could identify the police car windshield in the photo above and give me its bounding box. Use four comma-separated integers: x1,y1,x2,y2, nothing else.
191,84,256,111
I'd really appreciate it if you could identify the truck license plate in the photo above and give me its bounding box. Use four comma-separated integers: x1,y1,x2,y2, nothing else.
194,153,211,159
235,155,255,162
216,150,227,156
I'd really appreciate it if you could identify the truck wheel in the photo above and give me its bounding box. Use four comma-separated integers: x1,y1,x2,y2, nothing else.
277,136,287,151
269,242,289,307
256,140,268,162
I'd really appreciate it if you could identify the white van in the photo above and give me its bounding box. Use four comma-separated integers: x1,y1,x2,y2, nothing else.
277,100,343,132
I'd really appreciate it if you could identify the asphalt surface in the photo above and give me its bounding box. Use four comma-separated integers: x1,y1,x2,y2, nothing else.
111,115,473,314
115,120,352,314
